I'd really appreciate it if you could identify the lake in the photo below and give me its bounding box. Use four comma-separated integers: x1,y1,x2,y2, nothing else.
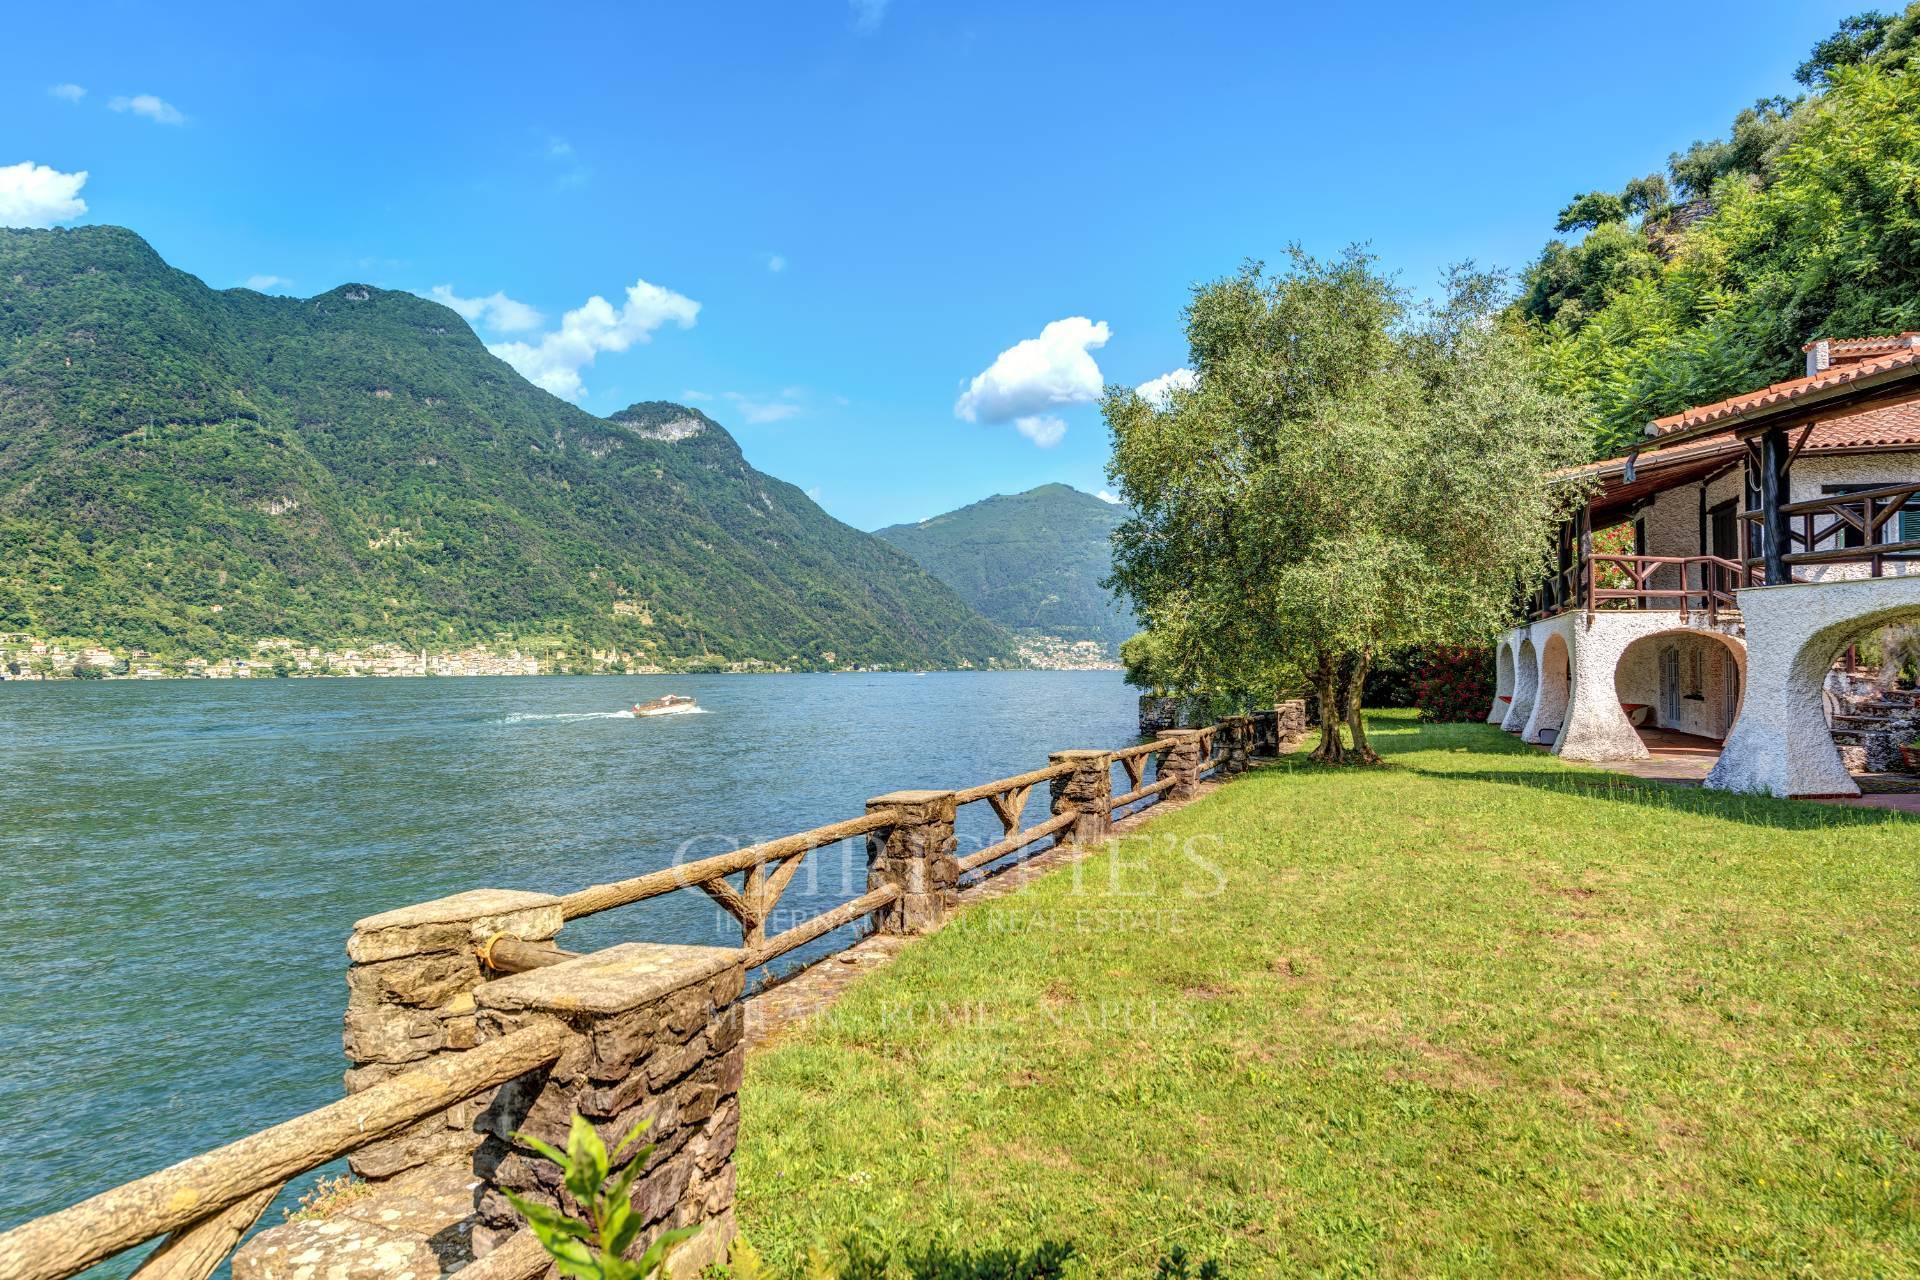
0,670,1137,1251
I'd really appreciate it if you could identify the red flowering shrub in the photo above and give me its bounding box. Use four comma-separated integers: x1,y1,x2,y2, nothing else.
1411,646,1495,723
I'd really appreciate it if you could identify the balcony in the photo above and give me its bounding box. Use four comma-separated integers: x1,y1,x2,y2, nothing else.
1532,555,1749,622
1743,480,1920,581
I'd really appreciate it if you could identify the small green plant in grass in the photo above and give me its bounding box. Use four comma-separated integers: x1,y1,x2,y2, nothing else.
507,1114,698,1279
702,1235,1075,1279
1153,1246,1224,1279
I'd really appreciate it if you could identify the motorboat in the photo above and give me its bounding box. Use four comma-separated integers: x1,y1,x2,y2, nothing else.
632,694,700,717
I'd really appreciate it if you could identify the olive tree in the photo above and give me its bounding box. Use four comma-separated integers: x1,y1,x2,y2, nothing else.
1104,250,1587,763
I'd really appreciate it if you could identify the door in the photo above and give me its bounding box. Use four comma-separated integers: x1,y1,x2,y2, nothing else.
1659,645,1681,727
1708,499,1739,596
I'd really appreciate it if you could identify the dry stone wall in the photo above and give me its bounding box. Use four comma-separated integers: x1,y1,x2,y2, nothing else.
469,943,746,1278
342,890,564,1180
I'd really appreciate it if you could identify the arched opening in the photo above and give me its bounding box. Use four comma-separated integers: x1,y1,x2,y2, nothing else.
1707,580,1920,797
1525,632,1572,746
1505,637,1540,733
1805,610,1920,780
1489,640,1516,724
1612,629,1746,756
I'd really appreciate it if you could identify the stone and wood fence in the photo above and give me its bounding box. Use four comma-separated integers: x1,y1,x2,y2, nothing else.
0,712,1304,1280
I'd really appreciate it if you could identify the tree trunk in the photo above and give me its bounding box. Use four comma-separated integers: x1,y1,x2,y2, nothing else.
1344,648,1381,765
1310,651,1348,765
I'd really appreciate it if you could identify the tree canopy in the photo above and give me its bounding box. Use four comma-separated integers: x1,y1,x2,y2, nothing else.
1519,5,1920,454
1104,252,1586,762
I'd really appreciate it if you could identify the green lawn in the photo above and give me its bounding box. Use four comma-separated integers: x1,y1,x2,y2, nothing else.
734,714,1920,1277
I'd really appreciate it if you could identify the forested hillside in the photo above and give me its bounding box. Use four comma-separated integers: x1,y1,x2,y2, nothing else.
875,483,1135,652
0,226,1013,668
1519,5,1920,453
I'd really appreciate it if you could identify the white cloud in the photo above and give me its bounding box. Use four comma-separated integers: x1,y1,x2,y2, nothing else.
681,389,713,402
488,277,700,399
850,0,890,30
109,94,185,125
766,253,787,273
0,162,89,228
1135,366,1197,407
1097,489,1121,504
955,317,1109,436
48,84,85,103
1013,415,1067,448
722,389,803,424
427,284,544,333
243,274,293,292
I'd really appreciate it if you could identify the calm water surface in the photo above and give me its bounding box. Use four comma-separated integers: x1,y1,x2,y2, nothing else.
0,671,1135,1243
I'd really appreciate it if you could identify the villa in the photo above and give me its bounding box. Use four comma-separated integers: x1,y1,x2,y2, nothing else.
1493,333,1920,797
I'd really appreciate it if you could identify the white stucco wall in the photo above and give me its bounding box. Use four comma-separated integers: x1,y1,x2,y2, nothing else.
1521,618,1577,745
1490,638,1516,724
1503,636,1540,732
1707,575,1920,796
1554,613,1746,762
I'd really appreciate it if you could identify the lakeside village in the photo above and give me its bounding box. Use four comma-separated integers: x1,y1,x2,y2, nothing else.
0,632,1117,680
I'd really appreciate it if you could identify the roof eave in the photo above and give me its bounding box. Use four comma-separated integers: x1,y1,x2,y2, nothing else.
1640,356,1920,448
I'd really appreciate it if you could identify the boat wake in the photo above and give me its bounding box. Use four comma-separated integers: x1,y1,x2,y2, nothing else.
499,707,709,724
499,710,636,724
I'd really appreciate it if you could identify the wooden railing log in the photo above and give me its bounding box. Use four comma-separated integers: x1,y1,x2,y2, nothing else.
951,761,1075,806
954,811,1076,874
558,809,899,920
1112,775,1178,809
747,883,903,968
126,1182,283,1280
481,936,581,975
0,1021,572,1280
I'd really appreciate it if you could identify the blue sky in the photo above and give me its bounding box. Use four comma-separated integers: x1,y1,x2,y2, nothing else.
2,0,1861,529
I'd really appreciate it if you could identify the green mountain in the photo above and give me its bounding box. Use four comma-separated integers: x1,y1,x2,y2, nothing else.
874,483,1135,652
0,225,1013,669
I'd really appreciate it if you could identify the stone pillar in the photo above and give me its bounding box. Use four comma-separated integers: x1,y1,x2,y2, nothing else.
344,889,564,1180
1155,729,1203,801
472,943,745,1279
1274,699,1308,753
1048,750,1112,845
1221,715,1252,774
864,790,959,933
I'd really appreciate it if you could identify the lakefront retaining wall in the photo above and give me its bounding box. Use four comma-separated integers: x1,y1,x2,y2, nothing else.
0,719,1270,1280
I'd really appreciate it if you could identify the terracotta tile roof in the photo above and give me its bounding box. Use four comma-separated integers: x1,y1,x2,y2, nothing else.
1647,349,1920,437
1803,331,1920,358
1575,401,1920,485
1803,399,1920,449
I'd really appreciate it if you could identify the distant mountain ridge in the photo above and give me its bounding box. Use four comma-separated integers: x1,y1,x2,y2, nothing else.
875,483,1135,653
0,225,1013,669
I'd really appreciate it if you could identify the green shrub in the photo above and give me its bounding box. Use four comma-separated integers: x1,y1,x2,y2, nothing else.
508,1115,696,1280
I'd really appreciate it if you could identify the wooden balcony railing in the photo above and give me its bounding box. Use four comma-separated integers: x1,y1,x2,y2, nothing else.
1532,555,1749,621
1742,481,1920,580
1586,554,1748,620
